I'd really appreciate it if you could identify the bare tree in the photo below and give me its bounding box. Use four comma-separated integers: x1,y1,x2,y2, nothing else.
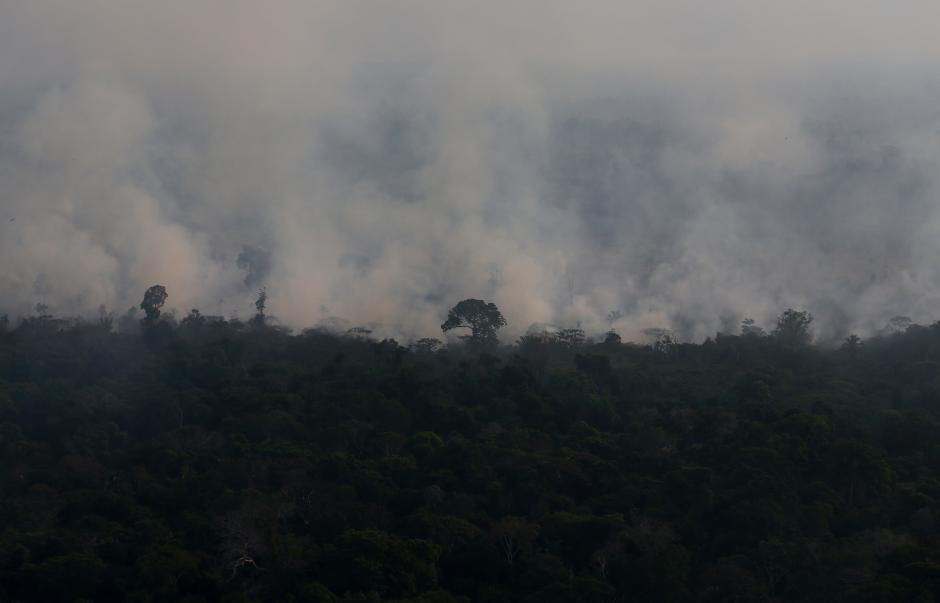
491,516,539,566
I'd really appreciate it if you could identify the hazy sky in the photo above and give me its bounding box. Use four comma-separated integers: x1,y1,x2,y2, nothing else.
1,1,940,342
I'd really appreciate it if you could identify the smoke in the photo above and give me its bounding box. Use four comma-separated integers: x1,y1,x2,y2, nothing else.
237,246,272,289
1,1,939,342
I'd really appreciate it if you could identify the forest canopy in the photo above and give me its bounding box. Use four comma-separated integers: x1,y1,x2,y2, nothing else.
1,296,940,602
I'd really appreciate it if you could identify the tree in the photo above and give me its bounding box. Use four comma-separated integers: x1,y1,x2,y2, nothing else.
252,288,267,327
346,326,373,339
412,338,443,353
441,299,506,344
825,439,892,507
841,334,862,359
643,328,675,353
140,285,168,323
180,308,206,331
557,328,586,348
773,309,813,346
491,516,539,566
96,305,114,331
741,318,766,337
325,529,440,597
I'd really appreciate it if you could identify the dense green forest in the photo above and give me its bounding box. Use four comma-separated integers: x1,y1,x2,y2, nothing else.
4,299,940,602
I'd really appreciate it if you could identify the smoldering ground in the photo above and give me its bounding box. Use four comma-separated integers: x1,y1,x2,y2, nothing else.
1,1,939,343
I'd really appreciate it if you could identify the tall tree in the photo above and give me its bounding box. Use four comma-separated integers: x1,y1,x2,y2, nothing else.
140,285,168,323
441,299,506,345
773,309,813,346
252,288,267,327
740,318,766,337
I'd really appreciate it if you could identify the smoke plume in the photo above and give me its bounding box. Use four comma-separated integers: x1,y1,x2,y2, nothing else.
1,1,939,342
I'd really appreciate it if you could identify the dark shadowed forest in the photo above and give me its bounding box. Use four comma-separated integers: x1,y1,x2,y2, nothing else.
4,293,940,603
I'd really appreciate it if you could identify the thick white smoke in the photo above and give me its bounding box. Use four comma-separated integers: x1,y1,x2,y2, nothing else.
1,1,939,342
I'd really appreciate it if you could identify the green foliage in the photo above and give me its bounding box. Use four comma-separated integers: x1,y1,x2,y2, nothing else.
441,299,506,345
140,284,168,322
2,312,940,600
324,529,441,597
773,308,814,346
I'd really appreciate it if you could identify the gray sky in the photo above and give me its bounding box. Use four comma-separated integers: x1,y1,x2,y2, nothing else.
1,1,940,341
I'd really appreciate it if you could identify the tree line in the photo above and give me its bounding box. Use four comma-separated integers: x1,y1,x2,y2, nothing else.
2,286,940,601
22,284,822,352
